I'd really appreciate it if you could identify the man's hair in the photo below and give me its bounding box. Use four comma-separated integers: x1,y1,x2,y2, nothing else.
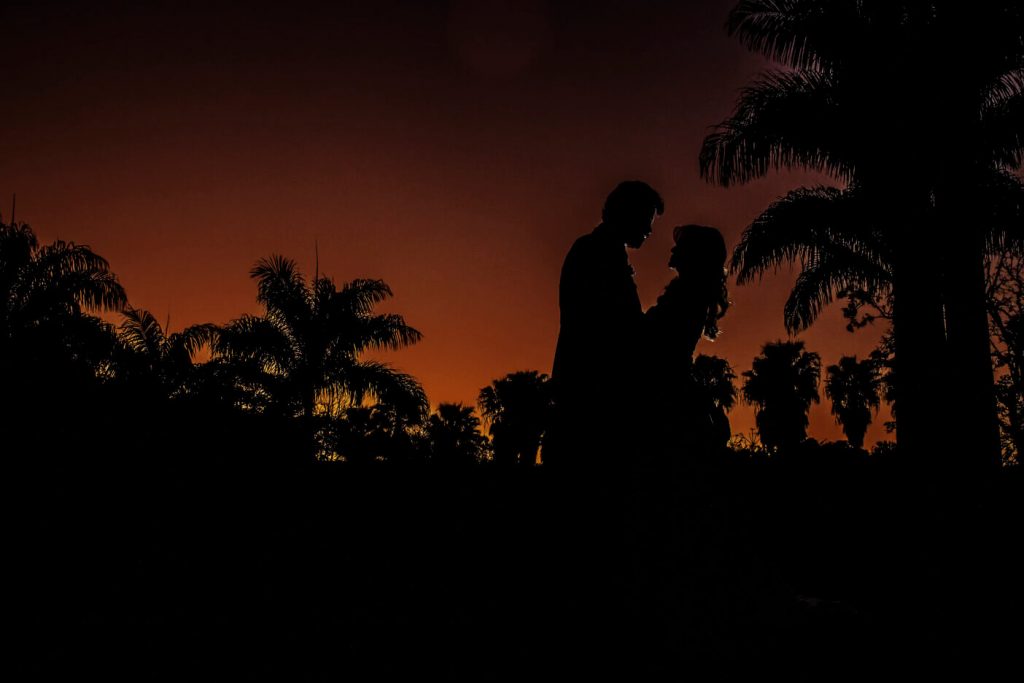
601,181,665,225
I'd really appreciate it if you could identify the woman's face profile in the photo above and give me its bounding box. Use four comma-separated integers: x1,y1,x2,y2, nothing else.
668,245,684,271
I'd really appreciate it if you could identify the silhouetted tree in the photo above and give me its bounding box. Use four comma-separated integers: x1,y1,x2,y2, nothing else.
0,220,125,363
214,255,426,459
691,353,738,451
742,340,821,452
425,403,489,466
729,185,891,334
0,220,127,452
691,354,738,411
732,175,1023,448
114,307,218,397
987,251,1023,462
824,355,882,450
702,1,1024,466
478,370,552,467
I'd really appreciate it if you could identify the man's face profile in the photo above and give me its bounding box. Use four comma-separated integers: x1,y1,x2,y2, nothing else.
624,209,657,249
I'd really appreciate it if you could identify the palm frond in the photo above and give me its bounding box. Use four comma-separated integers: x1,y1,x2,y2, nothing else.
731,185,888,282
348,313,423,353
24,241,127,313
310,276,337,318
168,322,220,363
700,69,852,186
118,307,166,356
783,251,891,333
983,68,1024,111
0,222,38,274
334,360,428,421
981,169,1024,254
727,0,862,70
33,240,113,276
215,314,295,374
333,278,394,316
251,254,311,325
477,385,500,424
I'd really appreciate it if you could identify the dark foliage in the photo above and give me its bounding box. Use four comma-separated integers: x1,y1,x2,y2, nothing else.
742,340,822,452
478,370,553,467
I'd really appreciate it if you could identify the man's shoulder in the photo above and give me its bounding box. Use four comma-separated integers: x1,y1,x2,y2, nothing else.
567,228,600,251
565,227,620,263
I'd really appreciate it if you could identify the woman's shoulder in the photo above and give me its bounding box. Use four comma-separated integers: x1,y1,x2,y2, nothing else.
652,276,693,309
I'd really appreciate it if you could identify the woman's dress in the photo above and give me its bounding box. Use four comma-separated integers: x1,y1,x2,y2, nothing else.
643,274,722,457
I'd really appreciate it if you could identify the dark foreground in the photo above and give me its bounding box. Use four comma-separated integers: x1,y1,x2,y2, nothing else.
13,445,1022,681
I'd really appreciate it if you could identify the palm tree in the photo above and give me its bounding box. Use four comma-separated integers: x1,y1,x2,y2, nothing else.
1,220,126,385
824,355,882,449
214,255,427,459
702,0,1024,466
731,172,1024,331
115,307,218,397
0,220,126,448
729,184,892,334
478,370,552,467
691,354,738,411
692,354,739,449
741,340,821,452
730,171,1024,456
425,403,489,466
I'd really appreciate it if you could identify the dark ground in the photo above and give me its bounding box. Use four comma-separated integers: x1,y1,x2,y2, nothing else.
12,437,1022,681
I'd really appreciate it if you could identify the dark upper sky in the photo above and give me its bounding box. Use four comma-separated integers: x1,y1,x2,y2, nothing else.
1,0,889,444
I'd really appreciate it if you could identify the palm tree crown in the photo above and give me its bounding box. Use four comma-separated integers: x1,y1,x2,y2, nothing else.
115,307,218,396
478,371,552,467
824,355,882,449
425,403,489,466
691,354,738,411
1,221,126,339
214,254,426,457
1,220,126,379
742,340,821,452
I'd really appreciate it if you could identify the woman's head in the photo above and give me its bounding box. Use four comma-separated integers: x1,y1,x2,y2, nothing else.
669,224,727,274
669,224,730,340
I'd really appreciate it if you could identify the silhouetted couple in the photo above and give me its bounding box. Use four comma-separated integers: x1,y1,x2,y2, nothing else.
545,180,729,470
538,180,730,672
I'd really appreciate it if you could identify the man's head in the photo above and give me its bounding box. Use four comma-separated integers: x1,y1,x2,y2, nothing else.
602,181,664,249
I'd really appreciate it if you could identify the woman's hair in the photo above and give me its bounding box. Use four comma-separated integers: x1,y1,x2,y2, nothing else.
673,224,730,340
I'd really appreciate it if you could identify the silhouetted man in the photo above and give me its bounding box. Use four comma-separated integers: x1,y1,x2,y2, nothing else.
536,181,663,671
544,181,664,471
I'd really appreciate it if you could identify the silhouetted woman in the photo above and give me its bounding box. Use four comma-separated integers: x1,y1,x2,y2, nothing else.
644,224,730,455
624,224,730,663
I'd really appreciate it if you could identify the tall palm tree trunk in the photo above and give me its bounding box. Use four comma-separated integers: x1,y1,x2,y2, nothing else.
939,183,1002,470
886,188,951,464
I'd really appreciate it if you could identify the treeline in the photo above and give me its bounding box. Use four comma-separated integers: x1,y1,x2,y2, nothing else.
3,218,1020,469
0,219,871,468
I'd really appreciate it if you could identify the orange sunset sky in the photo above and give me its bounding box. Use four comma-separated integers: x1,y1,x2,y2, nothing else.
1,0,890,445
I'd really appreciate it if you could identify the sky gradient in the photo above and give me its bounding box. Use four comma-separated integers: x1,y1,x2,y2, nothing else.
1,0,890,445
